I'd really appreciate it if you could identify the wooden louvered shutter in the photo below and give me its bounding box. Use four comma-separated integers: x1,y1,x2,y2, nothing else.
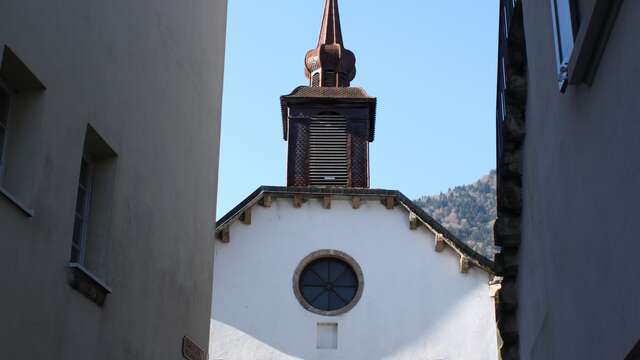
308,114,348,186
348,120,369,188
287,117,309,186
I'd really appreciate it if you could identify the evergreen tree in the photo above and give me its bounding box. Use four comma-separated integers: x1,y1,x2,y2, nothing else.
414,170,496,259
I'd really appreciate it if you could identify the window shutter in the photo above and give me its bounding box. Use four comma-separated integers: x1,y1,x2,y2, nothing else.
308,114,348,186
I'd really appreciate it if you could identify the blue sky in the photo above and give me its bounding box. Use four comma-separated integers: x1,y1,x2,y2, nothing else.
217,0,499,217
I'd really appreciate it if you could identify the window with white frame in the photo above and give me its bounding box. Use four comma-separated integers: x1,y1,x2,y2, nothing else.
70,154,93,263
550,0,577,91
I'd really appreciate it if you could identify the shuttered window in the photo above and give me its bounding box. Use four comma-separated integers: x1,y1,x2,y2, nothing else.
308,114,348,186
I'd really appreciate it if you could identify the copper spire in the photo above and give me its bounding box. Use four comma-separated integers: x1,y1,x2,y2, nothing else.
305,0,356,87
318,0,343,46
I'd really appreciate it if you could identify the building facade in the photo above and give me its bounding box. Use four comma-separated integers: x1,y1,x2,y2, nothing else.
494,0,639,359
211,188,499,360
211,1,499,359
0,0,227,359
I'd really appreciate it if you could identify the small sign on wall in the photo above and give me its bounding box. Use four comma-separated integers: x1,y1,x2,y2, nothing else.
182,336,206,360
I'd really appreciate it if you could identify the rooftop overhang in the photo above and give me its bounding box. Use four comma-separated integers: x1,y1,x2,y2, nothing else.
215,186,496,275
280,86,377,142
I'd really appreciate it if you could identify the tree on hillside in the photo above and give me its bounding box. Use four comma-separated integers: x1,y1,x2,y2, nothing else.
414,170,497,259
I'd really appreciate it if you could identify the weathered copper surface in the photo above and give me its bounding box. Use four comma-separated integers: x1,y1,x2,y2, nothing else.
305,0,356,87
281,0,376,188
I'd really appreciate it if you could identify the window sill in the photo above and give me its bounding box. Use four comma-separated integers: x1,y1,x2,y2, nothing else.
567,0,624,86
67,262,112,306
0,186,34,217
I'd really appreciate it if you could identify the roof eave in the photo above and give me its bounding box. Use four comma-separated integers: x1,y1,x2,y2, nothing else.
280,96,377,142
215,186,496,275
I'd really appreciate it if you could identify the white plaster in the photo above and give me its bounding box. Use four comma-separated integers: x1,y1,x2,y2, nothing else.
211,197,498,360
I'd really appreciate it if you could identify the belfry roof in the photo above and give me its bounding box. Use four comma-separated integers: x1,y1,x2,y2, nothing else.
215,186,496,275
280,86,377,141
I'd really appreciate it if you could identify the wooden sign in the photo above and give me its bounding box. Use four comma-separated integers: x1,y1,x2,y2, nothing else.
182,336,206,360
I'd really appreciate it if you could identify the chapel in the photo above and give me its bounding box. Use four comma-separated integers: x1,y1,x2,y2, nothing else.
210,1,499,359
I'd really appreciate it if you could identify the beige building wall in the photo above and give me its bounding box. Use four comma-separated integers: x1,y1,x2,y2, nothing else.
0,0,227,358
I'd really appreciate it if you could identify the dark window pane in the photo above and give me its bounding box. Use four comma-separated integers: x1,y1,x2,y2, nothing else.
0,87,9,127
79,159,90,186
301,269,325,286
75,187,87,215
299,257,359,312
72,217,83,247
553,0,574,64
334,287,357,302
311,259,330,282
0,126,5,163
329,261,347,282
70,154,93,263
70,215,84,262
311,291,329,311
328,292,345,310
333,269,357,287
302,287,325,303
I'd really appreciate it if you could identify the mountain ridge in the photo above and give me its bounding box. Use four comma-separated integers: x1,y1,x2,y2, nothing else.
414,170,497,259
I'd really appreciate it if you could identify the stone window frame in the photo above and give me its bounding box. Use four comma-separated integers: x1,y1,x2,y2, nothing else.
292,249,364,316
0,46,46,217
70,151,94,264
66,124,118,307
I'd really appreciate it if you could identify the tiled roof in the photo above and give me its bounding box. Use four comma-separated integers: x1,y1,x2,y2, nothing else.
283,86,373,99
280,86,377,141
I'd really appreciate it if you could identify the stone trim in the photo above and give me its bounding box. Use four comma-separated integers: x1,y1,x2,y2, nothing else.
0,185,34,217
67,262,112,306
292,249,364,317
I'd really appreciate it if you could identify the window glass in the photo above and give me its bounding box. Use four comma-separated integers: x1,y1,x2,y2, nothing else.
0,121,5,168
70,156,92,263
0,86,9,169
299,258,359,312
553,0,575,65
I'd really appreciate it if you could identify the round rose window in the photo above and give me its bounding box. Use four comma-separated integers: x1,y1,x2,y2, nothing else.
293,250,364,316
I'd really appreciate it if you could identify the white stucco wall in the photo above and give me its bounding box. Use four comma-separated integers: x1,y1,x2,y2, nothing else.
211,196,498,360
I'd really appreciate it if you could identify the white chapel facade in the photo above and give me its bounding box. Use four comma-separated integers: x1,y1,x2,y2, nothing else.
210,1,499,359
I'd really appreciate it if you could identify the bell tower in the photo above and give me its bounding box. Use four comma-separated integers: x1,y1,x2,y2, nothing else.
280,0,377,188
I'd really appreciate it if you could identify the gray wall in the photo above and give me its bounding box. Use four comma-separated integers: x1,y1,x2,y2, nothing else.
519,0,640,358
0,0,227,358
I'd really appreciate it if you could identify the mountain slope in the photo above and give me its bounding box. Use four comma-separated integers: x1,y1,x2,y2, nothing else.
414,170,497,259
